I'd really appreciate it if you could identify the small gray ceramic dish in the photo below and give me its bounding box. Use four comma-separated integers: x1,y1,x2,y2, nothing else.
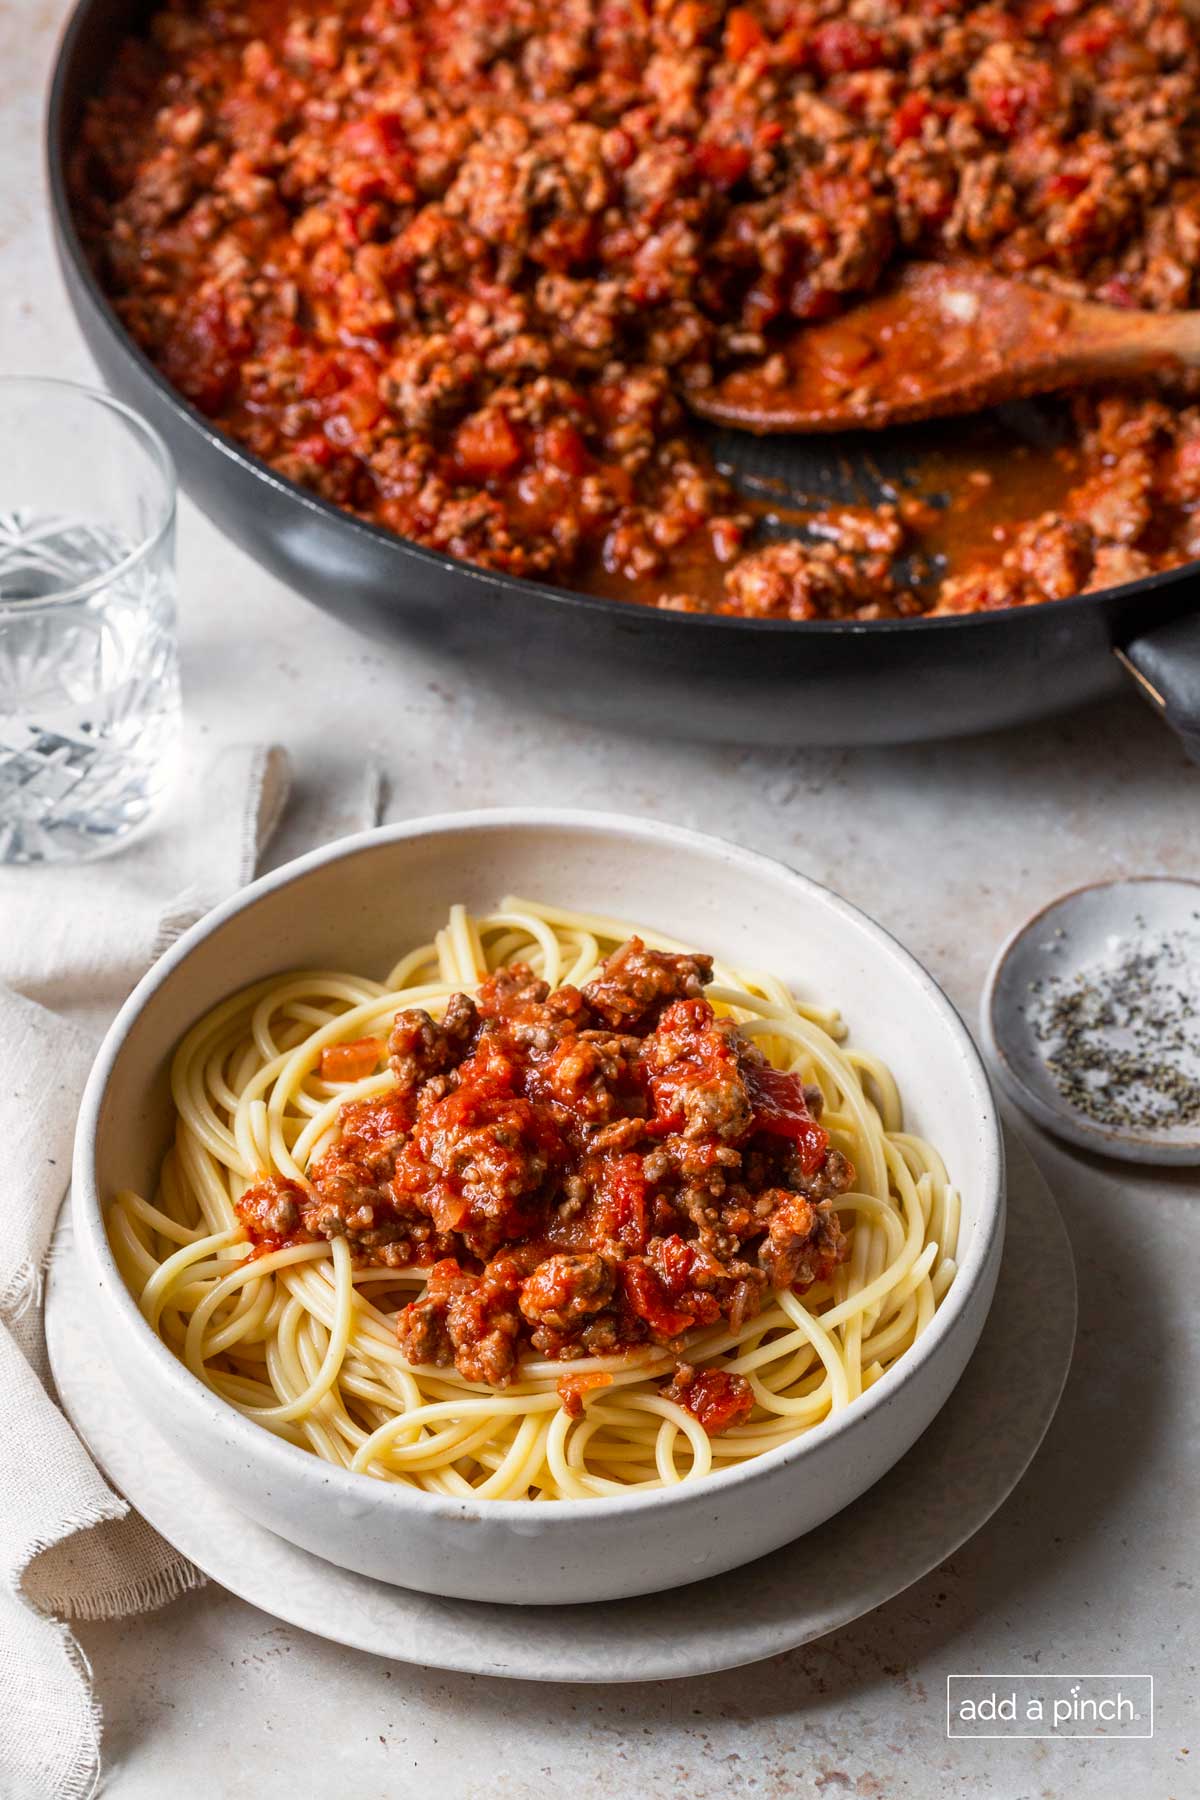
73,809,1005,1606
982,876,1200,1165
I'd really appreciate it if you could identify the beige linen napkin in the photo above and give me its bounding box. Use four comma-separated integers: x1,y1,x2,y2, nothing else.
0,743,381,1800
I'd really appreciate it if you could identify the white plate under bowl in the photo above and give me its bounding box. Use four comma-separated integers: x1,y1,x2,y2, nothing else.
47,1127,1073,1683
72,810,1005,1604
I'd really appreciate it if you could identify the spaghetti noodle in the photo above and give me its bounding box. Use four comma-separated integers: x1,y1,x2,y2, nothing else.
108,899,960,1500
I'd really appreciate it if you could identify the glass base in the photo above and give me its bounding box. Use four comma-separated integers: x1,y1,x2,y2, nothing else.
0,801,163,865
0,716,180,865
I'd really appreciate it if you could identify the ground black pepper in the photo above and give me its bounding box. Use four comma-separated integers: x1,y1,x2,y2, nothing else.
1029,918,1200,1134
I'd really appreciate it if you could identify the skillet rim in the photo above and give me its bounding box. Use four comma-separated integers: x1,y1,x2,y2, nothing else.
44,0,1200,642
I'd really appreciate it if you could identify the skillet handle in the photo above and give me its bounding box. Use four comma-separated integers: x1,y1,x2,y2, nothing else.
1117,613,1200,766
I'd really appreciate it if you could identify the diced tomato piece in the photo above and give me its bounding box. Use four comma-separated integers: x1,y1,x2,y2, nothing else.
811,20,885,74
724,7,765,61
981,85,1023,135
454,409,524,480
644,1237,724,1326
340,111,408,160
978,61,1058,138
746,1063,812,1132
890,92,931,144
696,141,752,188
300,354,346,401
293,431,334,467
622,1259,695,1339
320,1037,384,1082
337,385,386,433
191,293,250,360
668,1367,755,1434
1061,13,1119,59
336,112,415,202
166,294,251,412
745,1064,830,1176
595,1152,649,1250
1043,170,1088,202
652,1233,702,1295
538,421,591,478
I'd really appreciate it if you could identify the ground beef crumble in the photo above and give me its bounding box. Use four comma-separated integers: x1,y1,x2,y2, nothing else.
71,0,1200,621
236,938,851,1425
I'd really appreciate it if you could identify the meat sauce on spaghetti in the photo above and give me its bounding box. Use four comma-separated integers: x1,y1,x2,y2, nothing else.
71,0,1200,620
237,938,850,1428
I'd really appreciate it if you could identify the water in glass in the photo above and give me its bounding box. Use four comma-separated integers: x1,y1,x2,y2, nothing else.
0,382,181,863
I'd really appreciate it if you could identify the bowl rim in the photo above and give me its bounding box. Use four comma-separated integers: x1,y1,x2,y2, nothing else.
73,806,1005,1522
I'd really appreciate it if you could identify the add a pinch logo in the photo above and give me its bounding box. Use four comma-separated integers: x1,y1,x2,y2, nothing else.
946,1674,1154,1739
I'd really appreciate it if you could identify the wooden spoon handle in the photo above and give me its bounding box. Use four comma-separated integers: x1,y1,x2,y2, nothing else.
1081,301,1200,372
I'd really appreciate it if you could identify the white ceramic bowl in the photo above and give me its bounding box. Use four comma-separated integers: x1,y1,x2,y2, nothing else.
73,810,1004,1605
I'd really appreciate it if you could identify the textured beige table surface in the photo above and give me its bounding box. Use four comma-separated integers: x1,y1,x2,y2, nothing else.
4,6,1198,1795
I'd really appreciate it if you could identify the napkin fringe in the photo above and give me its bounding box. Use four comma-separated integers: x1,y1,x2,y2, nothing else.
148,744,294,959
46,1556,207,1625
43,1627,103,1800
16,1496,129,1620
149,885,213,960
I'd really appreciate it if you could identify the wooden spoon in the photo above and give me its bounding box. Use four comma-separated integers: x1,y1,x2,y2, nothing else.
688,261,1200,434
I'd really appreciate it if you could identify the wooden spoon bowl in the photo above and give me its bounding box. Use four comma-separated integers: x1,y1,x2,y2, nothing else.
689,263,1200,435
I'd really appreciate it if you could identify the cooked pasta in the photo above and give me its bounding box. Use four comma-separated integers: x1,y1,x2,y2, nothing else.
108,898,959,1500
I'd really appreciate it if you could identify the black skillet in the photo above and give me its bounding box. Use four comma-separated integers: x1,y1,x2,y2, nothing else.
46,0,1200,755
